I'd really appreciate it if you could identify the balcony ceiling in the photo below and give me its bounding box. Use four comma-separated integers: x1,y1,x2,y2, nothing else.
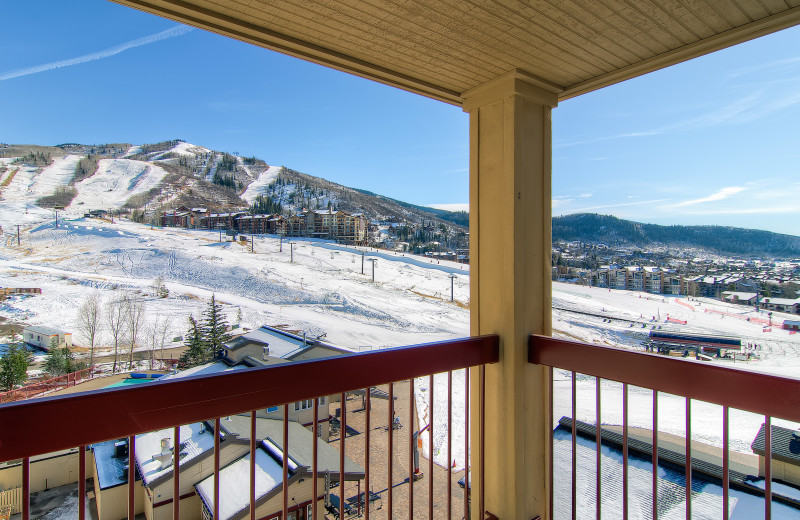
113,0,800,105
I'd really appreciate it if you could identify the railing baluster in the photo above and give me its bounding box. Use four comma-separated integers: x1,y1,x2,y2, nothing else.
653,391,658,520
723,406,729,520
340,392,346,520
623,383,628,520
409,379,415,519
388,382,394,519
685,398,691,520
22,456,29,520
572,370,577,520
480,364,486,520
313,399,319,520
79,445,86,520
250,411,257,520
366,388,371,520
283,404,289,520
464,367,469,520
596,377,602,520
447,371,452,520
214,417,221,520
549,366,554,520
129,434,136,520
429,374,434,520
766,415,772,520
174,426,180,520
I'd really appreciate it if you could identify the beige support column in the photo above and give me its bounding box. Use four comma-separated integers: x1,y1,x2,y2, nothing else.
464,70,559,520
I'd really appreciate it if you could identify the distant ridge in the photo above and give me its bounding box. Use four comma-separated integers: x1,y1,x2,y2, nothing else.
553,213,800,258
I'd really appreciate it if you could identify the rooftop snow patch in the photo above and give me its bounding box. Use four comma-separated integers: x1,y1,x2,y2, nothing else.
195,446,286,520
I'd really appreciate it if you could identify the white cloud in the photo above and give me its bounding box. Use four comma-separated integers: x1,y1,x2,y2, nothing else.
0,25,192,82
676,186,747,207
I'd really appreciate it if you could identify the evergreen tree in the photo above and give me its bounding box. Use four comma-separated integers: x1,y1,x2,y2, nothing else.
0,333,33,391
43,338,79,376
201,295,231,359
179,316,206,367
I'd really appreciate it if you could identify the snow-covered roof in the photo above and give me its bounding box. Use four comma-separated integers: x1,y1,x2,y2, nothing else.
721,291,758,301
195,446,286,520
762,297,800,306
222,416,365,479
23,325,67,336
159,361,246,381
135,422,217,486
92,439,129,490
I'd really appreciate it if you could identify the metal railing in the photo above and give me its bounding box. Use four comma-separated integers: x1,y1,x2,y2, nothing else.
0,366,96,404
529,334,800,520
0,335,498,520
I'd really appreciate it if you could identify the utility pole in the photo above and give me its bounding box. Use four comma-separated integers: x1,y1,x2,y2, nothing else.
449,273,457,302
55,210,58,229
280,234,283,252
289,242,295,263
251,234,254,253
361,251,365,274
368,258,377,282
16,225,20,246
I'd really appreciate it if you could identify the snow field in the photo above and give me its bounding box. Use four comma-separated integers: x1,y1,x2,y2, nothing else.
240,165,282,204
71,158,168,210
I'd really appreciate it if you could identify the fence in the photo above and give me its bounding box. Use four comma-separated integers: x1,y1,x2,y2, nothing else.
0,367,95,404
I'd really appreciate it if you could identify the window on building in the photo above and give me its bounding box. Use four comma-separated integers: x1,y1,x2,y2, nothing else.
294,399,313,411
307,504,314,520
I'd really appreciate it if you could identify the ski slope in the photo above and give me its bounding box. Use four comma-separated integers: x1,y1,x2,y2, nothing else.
241,165,281,204
2,164,800,476
71,158,168,210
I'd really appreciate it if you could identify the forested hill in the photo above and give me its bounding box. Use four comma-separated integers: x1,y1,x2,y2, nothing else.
552,213,800,257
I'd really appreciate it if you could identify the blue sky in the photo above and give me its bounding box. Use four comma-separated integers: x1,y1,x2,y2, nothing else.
1,1,799,236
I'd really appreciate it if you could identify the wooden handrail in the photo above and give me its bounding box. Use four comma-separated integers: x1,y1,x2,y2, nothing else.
0,335,498,461
529,334,800,422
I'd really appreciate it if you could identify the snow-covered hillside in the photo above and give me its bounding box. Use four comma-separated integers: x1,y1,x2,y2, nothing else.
71,159,168,210
241,165,281,204
2,145,800,477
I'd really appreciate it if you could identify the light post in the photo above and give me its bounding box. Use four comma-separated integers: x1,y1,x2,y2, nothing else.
368,258,377,281
449,273,456,302
361,251,365,274
289,242,295,263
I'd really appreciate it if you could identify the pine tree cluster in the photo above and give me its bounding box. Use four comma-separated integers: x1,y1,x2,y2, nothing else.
249,194,283,215
179,295,233,368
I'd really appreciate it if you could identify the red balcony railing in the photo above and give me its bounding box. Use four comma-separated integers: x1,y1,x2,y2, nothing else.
0,335,498,520
0,366,96,404
529,334,800,520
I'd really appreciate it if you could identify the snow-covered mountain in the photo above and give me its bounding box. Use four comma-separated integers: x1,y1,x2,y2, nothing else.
0,141,468,238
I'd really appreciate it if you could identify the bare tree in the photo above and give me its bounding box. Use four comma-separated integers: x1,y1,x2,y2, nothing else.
126,294,147,370
76,293,102,367
157,315,173,370
146,315,174,371
106,296,128,373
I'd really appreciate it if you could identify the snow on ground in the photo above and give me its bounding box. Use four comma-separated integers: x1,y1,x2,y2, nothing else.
29,155,82,199
169,141,211,157
71,158,168,210
2,200,800,477
240,165,281,204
